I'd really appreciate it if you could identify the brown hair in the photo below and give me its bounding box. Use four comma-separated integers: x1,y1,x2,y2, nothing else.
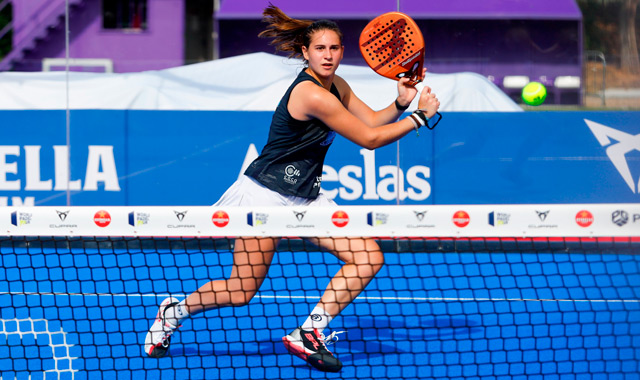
258,4,343,61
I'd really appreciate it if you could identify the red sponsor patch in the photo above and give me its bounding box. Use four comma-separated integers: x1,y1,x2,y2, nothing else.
212,210,230,227
94,210,111,228
331,211,349,228
453,211,470,227
575,210,594,227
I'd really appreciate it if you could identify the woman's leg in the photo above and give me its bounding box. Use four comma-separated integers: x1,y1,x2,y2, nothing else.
307,236,384,318
282,237,384,372
183,237,280,314
145,236,280,357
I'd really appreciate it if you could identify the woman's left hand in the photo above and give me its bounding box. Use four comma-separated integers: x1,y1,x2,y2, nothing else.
396,68,427,107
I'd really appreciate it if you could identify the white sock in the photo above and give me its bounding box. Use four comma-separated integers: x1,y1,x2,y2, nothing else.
301,306,333,332
164,299,190,327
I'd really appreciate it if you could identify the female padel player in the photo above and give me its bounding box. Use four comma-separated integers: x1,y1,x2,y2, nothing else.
145,5,440,372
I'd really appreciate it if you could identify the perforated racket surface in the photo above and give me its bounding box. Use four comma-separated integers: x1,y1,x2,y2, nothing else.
359,12,425,86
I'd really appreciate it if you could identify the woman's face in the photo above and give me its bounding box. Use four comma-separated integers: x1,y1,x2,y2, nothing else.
302,29,344,79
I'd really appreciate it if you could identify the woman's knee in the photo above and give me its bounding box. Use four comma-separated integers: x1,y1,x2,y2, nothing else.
228,289,258,307
351,248,385,277
367,249,385,274
224,276,264,306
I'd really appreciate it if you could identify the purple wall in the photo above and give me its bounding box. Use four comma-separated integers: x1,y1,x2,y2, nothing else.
216,2,582,104
216,0,582,20
10,0,184,73
12,0,68,43
218,18,581,76
6,0,582,103
215,0,583,104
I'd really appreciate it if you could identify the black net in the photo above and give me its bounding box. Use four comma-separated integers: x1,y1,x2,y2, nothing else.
0,236,639,379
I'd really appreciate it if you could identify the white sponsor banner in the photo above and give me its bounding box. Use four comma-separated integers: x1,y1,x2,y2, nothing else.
1,204,639,238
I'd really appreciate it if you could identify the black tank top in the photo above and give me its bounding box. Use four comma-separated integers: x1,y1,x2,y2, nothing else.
244,71,340,199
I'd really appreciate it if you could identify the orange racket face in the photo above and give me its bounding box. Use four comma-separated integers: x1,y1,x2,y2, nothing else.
359,12,425,84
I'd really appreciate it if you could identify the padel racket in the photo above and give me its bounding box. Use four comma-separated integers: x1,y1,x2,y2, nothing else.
359,12,426,92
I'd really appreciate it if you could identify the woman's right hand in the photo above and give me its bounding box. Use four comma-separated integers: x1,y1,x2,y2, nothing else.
417,86,440,118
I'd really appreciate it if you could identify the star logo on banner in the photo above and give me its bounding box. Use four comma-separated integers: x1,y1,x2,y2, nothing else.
413,211,427,221
56,210,70,221
585,119,640,193
536,210,550,222
174,210,187,221
293,211,306,221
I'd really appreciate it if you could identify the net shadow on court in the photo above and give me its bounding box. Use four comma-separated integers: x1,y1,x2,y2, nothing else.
1,236,638,379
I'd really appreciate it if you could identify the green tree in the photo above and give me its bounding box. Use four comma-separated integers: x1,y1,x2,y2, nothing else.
0,2,11,59
620,0,640,73
578,0,640,72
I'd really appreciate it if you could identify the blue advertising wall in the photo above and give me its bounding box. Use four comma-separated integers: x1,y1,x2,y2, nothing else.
0,110,638,206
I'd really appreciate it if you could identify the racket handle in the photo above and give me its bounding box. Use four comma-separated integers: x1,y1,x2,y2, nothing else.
414,82,425,93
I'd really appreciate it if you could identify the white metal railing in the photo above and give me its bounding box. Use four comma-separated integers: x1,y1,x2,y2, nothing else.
42,57,114,73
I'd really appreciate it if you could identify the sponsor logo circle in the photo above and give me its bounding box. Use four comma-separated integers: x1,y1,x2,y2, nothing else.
94,210,111,228
331,211,349,228
212,210,230,227
452,211,470,228
575,210,594,227
285,165,297,176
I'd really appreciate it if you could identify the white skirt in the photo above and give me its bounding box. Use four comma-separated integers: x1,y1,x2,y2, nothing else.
214,175,336,207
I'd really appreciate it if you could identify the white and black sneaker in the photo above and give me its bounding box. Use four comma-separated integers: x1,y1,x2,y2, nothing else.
144,297,181,358
282,327,344,372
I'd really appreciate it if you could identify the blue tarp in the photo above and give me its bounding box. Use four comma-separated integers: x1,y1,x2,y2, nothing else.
0,111,637,206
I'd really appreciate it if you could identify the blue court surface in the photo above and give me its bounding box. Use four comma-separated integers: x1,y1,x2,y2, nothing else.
0,237,639,380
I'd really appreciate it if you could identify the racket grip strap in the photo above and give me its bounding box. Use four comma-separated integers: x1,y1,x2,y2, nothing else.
407,110,428,136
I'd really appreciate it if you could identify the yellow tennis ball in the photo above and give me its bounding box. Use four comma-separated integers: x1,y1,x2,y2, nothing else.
521,82,547,106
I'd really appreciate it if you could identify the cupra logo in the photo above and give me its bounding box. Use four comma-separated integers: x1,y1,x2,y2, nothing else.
585,119,640,193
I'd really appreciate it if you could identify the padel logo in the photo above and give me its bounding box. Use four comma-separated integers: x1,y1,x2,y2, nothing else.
247,212,268,226
575,210,594,227
488,212,510,227
585,119,640,193
452,211,470,228
367,212,388,226
94,210,111,227
10,211,32,226
211,211,229,228
331,211,349,228
129,211,150,227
